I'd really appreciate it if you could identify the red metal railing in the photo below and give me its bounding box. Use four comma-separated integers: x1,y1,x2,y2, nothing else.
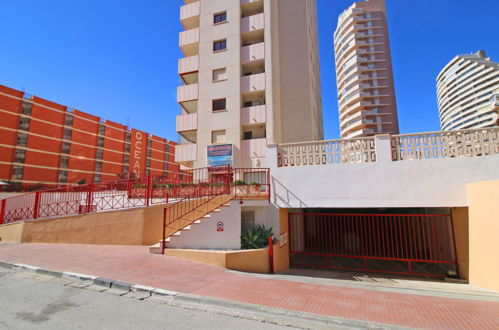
0,167,270,225
161,167,271,252
289,213,458,277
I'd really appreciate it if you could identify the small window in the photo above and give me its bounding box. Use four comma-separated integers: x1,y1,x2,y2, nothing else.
19,117,31,131
243,131,253,140
17,133,28,147
60,156,69,169
64,113,74,126
96,148,104,159
58,170,68,183
14,149,26,163
213,68,227,82
98,124,106,136
124,154,130,164
214,12,227,24
212,98,227,112
94,174,102,183
212,130,226,144
125,132,131,142
61,142,71,154
63,128,72,140
12,165,24,180
21,102,33,115
95,161,102,172
124,143,131,153
146,159,151,168
213,39,227,52
97,136,105,147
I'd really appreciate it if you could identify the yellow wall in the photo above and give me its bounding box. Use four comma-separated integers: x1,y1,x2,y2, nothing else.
0,222,25,243
451,207,469,280
165,249,227,268
0,205,164,246
467,180,499,292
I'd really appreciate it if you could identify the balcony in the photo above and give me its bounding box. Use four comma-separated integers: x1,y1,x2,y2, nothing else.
177,84,198,113
241,0,263,18
179,28,199,56
180,1,200,30
241,105,266,125
241,13,264,34
241,138,266,159
176,113,198,142
241,42,265,64
241,73,265,94
175,143,197,164
178,55,199,84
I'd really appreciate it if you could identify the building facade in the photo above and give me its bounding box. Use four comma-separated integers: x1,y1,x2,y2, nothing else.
334,0,399,139
437,50,499,131
0,84,179,186
175,0,324,169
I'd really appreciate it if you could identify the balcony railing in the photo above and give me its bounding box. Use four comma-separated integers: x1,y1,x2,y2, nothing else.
178,55,199,75
241,13,264,33
391,127,499,161
276,127,499,167
241,105,266,125
241,138,267,158
176,113,198,132
175,143,197,163
241,73,266,93
241,42,265,64
180,1,200,29
177,83,199,103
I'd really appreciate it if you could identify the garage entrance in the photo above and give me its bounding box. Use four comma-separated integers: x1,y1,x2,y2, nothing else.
289,212,458,278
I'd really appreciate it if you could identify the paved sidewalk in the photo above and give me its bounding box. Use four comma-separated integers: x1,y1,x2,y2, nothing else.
1,243,498,329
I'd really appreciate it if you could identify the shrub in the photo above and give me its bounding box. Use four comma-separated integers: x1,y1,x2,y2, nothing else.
231,180,246,186
241,225,274,250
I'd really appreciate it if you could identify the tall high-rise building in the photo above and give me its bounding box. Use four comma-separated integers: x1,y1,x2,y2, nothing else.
175,0,323,169
437,50,499,131
334,0,399,139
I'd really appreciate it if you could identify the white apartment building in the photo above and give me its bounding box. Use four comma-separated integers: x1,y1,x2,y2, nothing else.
175,0,323,169
333,0,399,139
437,50,499,131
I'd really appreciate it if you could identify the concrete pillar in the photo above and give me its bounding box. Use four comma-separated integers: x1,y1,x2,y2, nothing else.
374,134,392,163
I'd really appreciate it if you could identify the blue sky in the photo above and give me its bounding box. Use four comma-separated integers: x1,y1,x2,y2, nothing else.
1,0,498,141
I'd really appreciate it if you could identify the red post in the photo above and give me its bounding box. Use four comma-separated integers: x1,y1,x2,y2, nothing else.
0,199,6,224
146,176,152,207
268,237,274,274
86,184,94,214
33,191,41,219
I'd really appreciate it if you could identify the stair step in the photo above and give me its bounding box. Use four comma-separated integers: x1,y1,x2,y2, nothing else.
173,232,181,236
193,220,201,224
184,225,191,230
202,214,211,218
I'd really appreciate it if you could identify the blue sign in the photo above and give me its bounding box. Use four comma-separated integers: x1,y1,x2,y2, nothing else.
207,144,233,167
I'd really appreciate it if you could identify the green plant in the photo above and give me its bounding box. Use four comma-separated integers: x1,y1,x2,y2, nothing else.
26,183,44,192
2,181,22,192
249,182,261,187
231,180,246,186
77,179,86,185
241,225,274,250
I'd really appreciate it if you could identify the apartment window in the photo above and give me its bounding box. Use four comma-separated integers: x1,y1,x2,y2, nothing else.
96,148,104,159
212,98,227,112
214,12,227,24
12,165,24,180
124,143,131,153
212,130,226,144
124,154,130,164
21,101,33,115
61,142,71,154
212,68,227,82
95,161,102,172
58,170,68,183
243,131,253,140
164,161,169,172
97,136,105,147
94,174,102,183
213,39,227,52
60,156,69,169
17,133,28,147
19,117,31,131
63,128,72,140
125,131,131,142
14,149,26,163
98,124,106,136
146,159,151,168
123,165,129,173
64,113,74,126
145,169,150,176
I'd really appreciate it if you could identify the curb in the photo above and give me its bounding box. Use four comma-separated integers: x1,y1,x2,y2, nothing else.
0,261,407,329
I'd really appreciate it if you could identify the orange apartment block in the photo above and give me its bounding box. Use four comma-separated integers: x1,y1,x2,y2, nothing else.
0,84,179,185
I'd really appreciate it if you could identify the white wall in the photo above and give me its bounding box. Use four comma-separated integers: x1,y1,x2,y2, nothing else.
267,146,499,208
168,200,277,249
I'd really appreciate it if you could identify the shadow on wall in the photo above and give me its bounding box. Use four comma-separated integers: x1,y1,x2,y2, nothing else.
271,176,308,208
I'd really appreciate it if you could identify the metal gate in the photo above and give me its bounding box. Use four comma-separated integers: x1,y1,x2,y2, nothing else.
289,213,458,277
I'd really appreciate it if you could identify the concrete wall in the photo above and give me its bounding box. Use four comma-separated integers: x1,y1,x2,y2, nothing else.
467,180,499,291
0,205,164,245
273,208,290,272
268,145,499,208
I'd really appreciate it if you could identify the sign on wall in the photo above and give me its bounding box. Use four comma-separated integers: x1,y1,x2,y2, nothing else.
130,129,148,177
207,144,233,167
217,221,224,232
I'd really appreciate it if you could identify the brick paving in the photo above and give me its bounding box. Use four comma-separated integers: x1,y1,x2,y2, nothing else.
0,243,498,329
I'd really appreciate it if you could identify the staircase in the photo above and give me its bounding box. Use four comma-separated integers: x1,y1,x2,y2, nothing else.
149,188,234,254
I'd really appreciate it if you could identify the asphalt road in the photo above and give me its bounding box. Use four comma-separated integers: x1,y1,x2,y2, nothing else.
0,268,294,330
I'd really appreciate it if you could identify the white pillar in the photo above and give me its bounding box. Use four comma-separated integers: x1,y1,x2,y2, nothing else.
374,134,392,163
